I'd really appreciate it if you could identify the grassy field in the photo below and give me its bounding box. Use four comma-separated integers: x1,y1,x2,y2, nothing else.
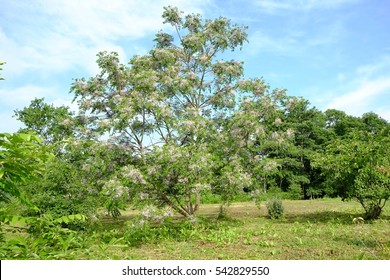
71,198,390,260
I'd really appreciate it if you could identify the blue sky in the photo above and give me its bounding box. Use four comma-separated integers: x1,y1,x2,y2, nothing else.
1,0,390,132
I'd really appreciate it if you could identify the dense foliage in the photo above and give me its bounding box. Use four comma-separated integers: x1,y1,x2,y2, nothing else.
314,128,390,219
0,132,52,205
14,98,75,146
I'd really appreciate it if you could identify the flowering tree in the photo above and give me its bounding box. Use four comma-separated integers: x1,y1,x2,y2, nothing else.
221,85,300,197
71,6,248,155
70,6,254,217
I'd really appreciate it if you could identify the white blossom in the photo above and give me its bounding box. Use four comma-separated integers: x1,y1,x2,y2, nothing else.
139,192,149,200
199,54,209,64
60,118,72,126
100,119,110,128
178,177,189,184
140,205,173,224
274,118,282,126
122,165,146,185
286,128,294,139
250,189,261,198
191,183,211,193
183,120,195,129
102,179,127,199
264,160,279,172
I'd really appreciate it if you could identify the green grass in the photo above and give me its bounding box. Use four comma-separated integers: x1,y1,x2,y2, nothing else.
75,198,390,260
3,198,390,260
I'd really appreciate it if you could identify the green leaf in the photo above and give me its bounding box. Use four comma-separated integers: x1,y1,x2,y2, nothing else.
74,214,86,221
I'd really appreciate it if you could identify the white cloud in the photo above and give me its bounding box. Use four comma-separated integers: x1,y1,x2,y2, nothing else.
0,84,82,132
0,29,31,78
0,112,25,133
326,78,390,113
1,0,211,77
39,0,163,43
0,85,57,108
0,85,62,132
0,0,212,133
247,31,293,55
337,73,346,81
356,55,390,78
377,108,390,122
246,21,344,57
255,0,360,13
325,56,390,120
255,0,292,12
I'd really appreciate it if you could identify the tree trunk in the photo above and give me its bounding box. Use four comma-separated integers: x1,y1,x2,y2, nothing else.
194,191,201,212
159,192,190,217
365,204,382,220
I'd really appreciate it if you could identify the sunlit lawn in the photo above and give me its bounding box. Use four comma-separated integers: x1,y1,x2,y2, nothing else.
76,198,390,260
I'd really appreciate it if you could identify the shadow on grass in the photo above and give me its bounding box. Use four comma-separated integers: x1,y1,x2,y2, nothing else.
281,211,390,225
98,206,390,229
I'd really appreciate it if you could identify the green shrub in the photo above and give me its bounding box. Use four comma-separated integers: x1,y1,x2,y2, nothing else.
286,183,303,200
266,197,284,219
0,214,88,259
26,159,99,224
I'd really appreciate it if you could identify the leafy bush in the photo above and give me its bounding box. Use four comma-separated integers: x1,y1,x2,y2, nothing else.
0,214,88,259
27,158,99,224
286,183,304,200
0,132,52,205
266,197,284,219
313,132,390,220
